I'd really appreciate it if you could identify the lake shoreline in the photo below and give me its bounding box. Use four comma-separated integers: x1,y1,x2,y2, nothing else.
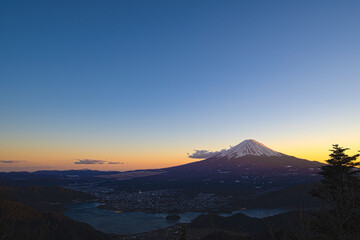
63,202,292,235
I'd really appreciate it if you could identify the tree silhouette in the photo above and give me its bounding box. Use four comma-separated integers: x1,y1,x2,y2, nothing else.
311,144,360,240
178,225,186,240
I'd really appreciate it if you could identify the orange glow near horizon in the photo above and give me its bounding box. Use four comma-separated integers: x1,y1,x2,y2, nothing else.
1,139,360,172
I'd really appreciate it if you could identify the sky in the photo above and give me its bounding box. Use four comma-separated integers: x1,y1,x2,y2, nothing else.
1,0,360,172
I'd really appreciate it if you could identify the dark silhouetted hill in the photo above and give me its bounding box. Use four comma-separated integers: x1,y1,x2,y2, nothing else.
0,185,93,203
189,211,312,240
201,231,247,240
190,213,265,234
0,199,111,240
0,170,121,187
0,185,94,211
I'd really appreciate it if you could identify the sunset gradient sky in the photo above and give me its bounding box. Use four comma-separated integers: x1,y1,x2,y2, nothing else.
1,0,360,172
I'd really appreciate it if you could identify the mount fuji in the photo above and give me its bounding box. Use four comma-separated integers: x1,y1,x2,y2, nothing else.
167,139,324,176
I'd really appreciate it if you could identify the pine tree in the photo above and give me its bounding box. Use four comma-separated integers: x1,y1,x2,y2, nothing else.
311,144,360,240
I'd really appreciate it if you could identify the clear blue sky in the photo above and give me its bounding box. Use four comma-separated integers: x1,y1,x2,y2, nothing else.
1,0,360,171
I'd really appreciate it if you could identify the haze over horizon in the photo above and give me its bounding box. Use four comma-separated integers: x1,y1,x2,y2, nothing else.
1,0,360,172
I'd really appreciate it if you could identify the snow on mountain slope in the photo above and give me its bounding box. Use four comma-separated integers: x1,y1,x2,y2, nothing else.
218,139,283,158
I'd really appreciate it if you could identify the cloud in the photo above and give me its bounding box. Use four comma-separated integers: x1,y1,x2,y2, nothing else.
188,149,225,159
0,160,27,163
108,161,124,164
74,159,106,164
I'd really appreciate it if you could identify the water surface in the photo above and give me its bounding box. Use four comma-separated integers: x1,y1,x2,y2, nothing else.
64,202,289,234
64,203,201,234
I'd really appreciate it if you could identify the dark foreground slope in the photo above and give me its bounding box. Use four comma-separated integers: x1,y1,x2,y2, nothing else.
0,199,111,240
0,185,112,240
118,211,312,240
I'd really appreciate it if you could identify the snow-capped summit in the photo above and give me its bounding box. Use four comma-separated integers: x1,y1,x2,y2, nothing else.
218,139,283,158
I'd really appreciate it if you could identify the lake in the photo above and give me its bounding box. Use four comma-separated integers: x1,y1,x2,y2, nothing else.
64,202,289,235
